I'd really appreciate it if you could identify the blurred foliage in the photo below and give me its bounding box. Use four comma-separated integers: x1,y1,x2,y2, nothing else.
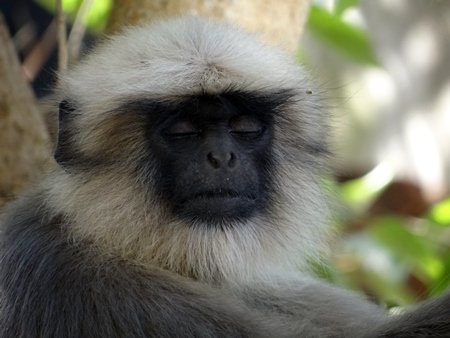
428,198,450,226
307,1,377,65
309,0,450,308
35,0,112,33
316,176,450,307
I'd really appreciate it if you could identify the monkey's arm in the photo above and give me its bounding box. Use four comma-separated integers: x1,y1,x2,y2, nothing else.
370,292,450,338
243,277,450,338
241,278,388,337
0,196,269,338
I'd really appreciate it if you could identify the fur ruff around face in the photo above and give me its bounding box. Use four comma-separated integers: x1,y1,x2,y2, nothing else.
47,16,330,286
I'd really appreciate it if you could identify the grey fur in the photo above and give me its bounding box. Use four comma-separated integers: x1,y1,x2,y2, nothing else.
0,16,449,338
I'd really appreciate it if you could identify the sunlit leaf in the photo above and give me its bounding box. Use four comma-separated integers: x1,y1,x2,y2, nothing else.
85,0,113,32
427,197,450,226
369,216,443,281
339,163,393,211
34,0,112,33
339,233,416,305
429,250,450,296
335,0,361,16
307,5,378,65
36,0,79,14
358,270,415,306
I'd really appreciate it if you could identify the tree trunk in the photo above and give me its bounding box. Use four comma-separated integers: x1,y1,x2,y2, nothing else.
107,0,311,52
0,14,51,207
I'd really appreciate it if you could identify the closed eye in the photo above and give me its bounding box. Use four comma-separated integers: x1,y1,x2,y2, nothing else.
229,116,263,139
164,120,201,138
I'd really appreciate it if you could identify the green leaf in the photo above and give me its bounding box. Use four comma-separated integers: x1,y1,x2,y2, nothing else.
427,197,450,226
307,5,378,65
339,163,393,212
369,216,443,281
34,0,112,33
338,233,417,305
429,250,450,296
335,0,361,17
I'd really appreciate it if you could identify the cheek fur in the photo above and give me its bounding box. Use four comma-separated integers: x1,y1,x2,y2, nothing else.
75,112,149,170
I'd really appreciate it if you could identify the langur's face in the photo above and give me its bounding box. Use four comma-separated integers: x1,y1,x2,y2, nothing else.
132,92,291,225
55,18,325,231
55,89,292,227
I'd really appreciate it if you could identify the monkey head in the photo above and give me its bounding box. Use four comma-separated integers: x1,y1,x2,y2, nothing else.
51,17,330,283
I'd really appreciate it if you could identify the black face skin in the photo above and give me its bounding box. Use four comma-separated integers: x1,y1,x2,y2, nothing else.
147,93,277,225
56,91,292,226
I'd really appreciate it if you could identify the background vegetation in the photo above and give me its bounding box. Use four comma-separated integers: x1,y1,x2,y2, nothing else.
305,0,450,308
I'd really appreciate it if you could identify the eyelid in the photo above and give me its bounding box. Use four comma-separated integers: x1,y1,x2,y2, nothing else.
164,120,199,136
229,116,263,133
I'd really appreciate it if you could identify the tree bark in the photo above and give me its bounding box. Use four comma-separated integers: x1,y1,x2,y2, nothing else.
0,14,51,207
107,0,312,52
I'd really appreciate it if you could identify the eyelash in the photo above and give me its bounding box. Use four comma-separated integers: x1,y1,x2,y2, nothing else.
163,116,265,140
165,131,200,139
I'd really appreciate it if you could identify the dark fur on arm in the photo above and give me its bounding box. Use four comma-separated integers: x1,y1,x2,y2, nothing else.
369,293,450,338
0,192,269,338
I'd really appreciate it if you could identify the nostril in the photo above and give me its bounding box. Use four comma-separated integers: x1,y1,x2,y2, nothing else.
228,153,236,168
207,152,221,168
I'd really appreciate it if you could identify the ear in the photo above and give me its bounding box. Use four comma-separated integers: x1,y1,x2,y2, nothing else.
54,100,76,167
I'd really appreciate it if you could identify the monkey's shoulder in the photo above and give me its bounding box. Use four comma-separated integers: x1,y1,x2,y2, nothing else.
0,192,269,338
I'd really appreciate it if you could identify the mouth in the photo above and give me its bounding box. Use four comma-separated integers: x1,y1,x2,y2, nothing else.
181,189,257,203
173,188,260,224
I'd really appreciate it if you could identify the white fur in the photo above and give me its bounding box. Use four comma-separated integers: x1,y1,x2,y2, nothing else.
50,16,330,286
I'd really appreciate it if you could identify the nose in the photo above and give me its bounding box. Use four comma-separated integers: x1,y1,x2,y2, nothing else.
207,151,236,169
